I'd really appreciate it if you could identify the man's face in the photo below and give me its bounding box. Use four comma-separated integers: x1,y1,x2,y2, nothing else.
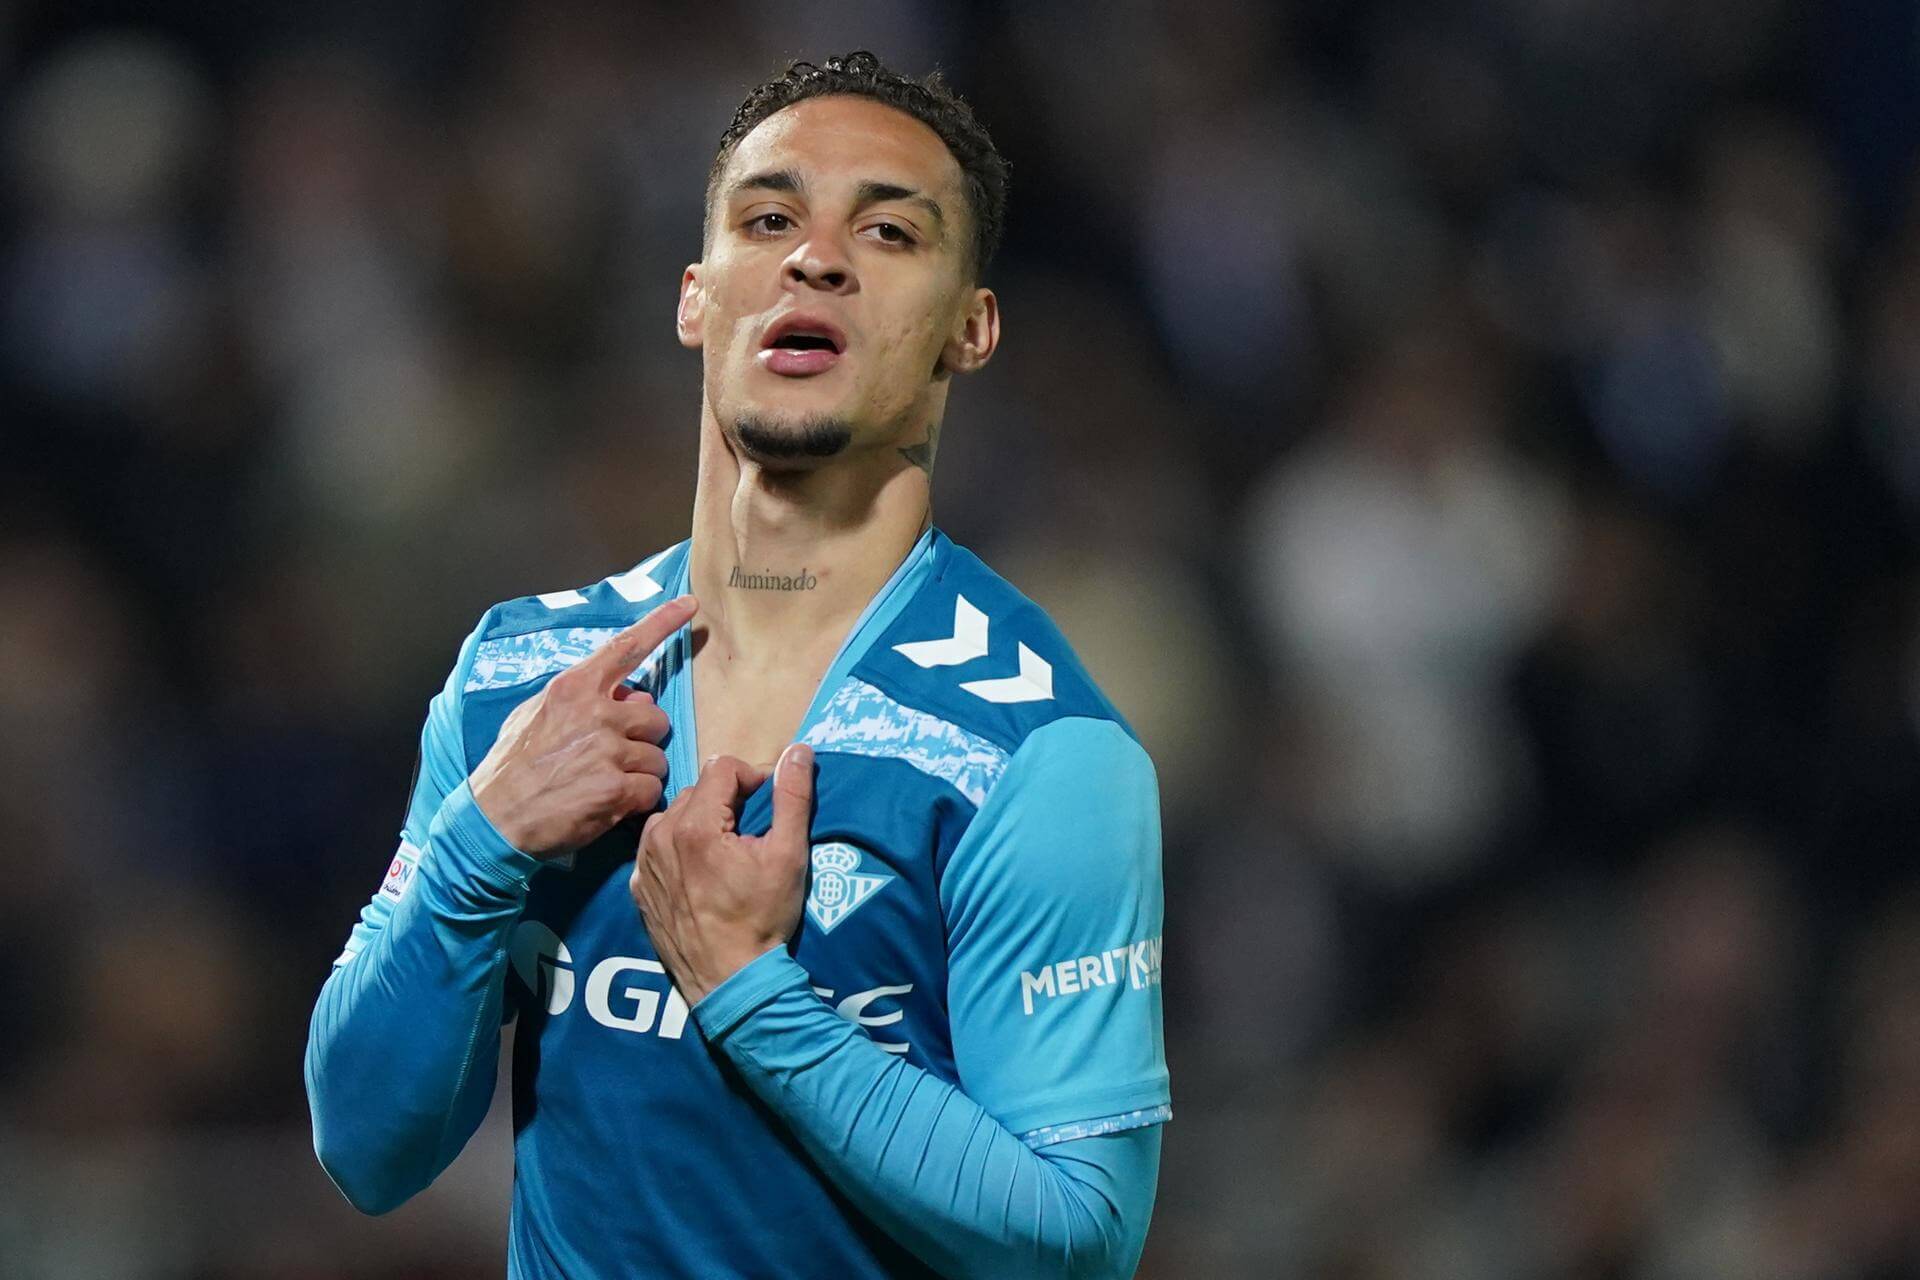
679,95,997,467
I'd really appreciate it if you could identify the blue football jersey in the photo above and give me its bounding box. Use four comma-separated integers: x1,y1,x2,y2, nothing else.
323,529,1169,1278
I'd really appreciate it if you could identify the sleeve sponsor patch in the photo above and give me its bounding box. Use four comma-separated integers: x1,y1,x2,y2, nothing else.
378,839,422,903
1017,935,1162,1016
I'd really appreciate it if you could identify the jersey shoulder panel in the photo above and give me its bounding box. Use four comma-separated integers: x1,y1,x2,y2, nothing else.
478,541,689,640
463,541,690,693
847,534,1133,759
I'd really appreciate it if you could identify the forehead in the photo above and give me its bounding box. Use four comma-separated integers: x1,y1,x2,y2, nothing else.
719,95,965,205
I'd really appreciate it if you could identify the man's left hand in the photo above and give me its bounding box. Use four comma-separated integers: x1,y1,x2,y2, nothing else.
629,744,814,1005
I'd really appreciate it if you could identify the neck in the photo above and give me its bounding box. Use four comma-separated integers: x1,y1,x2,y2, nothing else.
688,403,933,664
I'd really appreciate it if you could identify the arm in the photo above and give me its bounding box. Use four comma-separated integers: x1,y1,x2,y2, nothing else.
304,618,543,1214
695,954,1161,1280
306,597,691,1213
647,718,1169,1278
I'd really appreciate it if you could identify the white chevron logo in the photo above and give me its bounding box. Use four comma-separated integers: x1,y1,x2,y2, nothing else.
960,643,1054,704
538,550,673,611
893,595,990,668
606,549,670,603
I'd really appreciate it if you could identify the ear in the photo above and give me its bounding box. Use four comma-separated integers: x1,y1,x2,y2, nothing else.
938,287,999,375
676,265,706,350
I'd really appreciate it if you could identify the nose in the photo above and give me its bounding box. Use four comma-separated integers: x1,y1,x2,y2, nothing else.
782,235,857,295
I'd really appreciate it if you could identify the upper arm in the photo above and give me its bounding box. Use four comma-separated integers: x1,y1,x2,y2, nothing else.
941,717,1170,1144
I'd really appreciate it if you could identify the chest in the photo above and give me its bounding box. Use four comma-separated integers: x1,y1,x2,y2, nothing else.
690,645,835,769
512,752,972,1076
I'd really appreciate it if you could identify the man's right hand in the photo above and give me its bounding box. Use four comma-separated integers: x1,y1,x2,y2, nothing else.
470,595,697,859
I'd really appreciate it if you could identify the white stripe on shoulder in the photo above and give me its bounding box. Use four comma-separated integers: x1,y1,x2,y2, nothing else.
801,678,1009,807
466,627,668,693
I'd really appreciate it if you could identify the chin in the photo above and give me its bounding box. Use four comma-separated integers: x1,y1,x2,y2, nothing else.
728,411,855,466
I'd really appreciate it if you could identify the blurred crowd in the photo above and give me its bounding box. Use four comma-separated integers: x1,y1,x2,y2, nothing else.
3,1,1919,1276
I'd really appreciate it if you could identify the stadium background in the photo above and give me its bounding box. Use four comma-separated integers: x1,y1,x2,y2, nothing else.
4,1,1919,1275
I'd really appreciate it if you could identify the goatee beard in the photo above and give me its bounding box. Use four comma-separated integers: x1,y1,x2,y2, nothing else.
730,413,853,463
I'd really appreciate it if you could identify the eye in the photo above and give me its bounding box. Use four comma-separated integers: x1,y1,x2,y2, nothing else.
863,221,915,246
746,212,795,236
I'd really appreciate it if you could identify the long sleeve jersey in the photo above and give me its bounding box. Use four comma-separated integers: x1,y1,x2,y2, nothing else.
306,531,1170,1278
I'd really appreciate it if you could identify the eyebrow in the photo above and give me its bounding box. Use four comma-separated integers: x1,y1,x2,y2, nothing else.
728,168,804,200
854,181,946,235
727,169,946,238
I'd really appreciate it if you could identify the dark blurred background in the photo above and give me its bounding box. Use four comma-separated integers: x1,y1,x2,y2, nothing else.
4,1,1920,1276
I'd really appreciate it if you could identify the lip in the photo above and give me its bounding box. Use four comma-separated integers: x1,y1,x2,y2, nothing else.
758,347,842,376
757,313,847,378
761,314,847,354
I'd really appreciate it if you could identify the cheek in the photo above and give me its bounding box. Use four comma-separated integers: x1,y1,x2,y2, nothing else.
698,265,757,359
868,306,947,379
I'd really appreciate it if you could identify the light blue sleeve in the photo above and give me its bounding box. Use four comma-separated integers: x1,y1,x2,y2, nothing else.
690,715,1168,1277
942,716,1170,1142
304,616,544,1214
697,953,1161,1280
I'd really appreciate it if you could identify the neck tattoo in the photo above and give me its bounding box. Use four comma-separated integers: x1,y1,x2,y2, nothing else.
898,422,939,478
728,565,819,591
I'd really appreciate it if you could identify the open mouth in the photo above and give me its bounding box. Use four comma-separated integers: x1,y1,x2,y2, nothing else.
761,318,846,354
758,316,847,376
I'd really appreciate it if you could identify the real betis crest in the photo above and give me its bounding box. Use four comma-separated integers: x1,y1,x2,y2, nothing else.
806,842,893,933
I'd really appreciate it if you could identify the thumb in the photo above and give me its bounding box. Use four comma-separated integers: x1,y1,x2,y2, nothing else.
767,743,815,852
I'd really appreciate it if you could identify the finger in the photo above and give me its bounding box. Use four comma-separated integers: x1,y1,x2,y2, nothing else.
607,693,670,744
622,771,664,817
572,595,697,694
632,811,673,895
620,740,668,780
766,742,815,852
689,754,772,811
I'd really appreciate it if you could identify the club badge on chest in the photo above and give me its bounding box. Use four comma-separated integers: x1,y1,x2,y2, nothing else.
806,842,893,933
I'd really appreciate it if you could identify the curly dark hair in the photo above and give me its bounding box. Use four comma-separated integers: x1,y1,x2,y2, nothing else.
706,51,1009,278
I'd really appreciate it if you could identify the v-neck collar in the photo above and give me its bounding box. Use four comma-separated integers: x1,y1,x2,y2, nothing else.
656,528,938,801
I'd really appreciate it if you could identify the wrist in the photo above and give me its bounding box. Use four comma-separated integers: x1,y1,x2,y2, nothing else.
427,781,545,899
467,775,520,845
681,939,788,1006
691,947,810,1041
468,776,555,860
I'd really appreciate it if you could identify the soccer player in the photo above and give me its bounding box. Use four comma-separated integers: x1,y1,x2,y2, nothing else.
305,52,1168,1279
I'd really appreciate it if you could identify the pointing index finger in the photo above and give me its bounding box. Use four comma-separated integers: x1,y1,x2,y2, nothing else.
582,594,697,692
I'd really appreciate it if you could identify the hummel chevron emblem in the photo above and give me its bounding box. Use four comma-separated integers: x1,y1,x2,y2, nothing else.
893,595,990,667
605,549,671,603
538,550,674,611
959,643,1054,704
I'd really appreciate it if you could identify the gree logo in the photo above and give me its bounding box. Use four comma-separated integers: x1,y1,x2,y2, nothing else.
510,921,914,1052
510,921,690,1038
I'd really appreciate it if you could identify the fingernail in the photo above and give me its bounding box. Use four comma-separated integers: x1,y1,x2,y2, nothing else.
781,743,812,776
702,753,719,770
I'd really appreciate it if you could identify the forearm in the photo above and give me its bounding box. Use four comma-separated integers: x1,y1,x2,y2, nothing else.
696,951,1159,1280
305,780,539,1214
